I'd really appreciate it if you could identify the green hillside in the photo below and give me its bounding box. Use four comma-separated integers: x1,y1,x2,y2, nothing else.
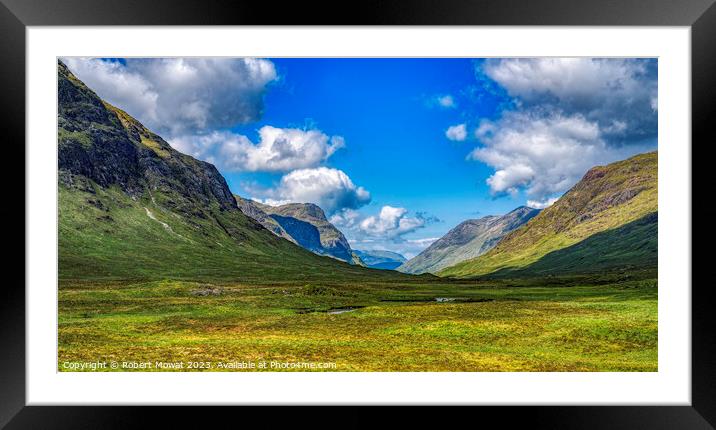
57,60,657,373
489,212,657,278
57,61,403,284
439,152,657,278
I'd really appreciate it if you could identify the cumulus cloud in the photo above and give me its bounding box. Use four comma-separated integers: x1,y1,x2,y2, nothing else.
446,123,468,141
470,110,650,198
170,126,344,173
527,197,559,209
467,58,658,201
254,167,370,214
482,58,657,144
62,57,277,137
339,208,440,258
329,208,362,228
358,206,434,239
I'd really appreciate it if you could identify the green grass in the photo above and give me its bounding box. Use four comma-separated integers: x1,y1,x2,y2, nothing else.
58,276,658,372
487,213,657,278
58,128,92,148
59,181,411,284
58,174,658,373
440,152,657,278
58,179,658,372
57,62,659,372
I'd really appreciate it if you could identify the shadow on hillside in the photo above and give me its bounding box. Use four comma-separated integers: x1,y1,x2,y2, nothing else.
486,212,658,279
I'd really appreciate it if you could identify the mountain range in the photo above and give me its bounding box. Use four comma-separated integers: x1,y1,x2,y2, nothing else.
439,151,658,278
235,196,363,264
57,60,403,283
398,206,539,274
58,59,657,283
353,250,407,270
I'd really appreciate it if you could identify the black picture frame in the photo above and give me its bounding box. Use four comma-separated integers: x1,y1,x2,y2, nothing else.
2,0,714,428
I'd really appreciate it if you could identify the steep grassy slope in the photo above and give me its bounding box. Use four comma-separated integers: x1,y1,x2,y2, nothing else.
399,206,539,274
58,61,401,283
440,152,657,278
489,212,657,278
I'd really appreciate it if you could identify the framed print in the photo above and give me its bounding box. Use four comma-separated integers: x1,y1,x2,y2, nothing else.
3,0,715,428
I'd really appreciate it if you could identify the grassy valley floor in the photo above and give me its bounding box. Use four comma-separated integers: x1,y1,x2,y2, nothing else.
58,275,657,372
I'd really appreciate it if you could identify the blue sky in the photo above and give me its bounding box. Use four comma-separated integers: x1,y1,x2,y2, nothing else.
63,57,658,258
227,59,518,251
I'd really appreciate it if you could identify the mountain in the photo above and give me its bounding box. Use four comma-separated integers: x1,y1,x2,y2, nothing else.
353,250,407,270
492,212,657,277
58,60,400,283
398,207,540,274
234,196,293,241
235,197,363,264
439,152,657,278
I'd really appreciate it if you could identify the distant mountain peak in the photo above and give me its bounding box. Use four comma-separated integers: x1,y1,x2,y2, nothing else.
439,151,657,278
354,250,407,271
271,202,328,222
235,196,361,264
398,207,539,275
510,205,532,213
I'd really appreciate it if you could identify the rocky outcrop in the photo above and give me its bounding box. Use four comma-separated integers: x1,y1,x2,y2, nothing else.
58,60,238,213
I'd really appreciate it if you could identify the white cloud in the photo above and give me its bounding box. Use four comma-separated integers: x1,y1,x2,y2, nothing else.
437,95,456,108
465,58,658,202
527,197,559,209
407,237,440,247
425,94,457,109
445,123,468,141
470,110,650,199
351,236,439,260
359,206,426,239
341,207,440,258
256,167,370,215
482,58,657,144
329,208,362,228
171,126,344,173
474,121,497,137
254,198,292,207
484,58,650,107
62,57,277,137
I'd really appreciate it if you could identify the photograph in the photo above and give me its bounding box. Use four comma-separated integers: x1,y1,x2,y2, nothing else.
57,56,658,372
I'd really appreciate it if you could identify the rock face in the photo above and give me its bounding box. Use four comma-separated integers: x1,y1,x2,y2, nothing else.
59,61,237,213
58,60,394,283
439,151,658,278
234,196,292,240
353,250,407,270
236,197,362,264
398,206,540,274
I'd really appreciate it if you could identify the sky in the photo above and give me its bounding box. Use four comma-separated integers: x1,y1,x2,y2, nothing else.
63,57,658,259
